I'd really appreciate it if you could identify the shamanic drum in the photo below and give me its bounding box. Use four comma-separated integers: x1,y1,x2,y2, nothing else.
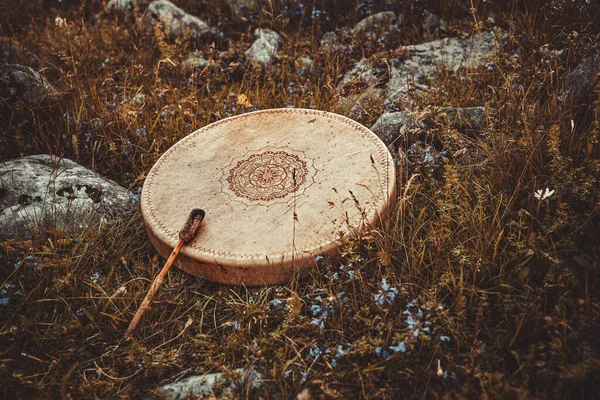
141,109,396,285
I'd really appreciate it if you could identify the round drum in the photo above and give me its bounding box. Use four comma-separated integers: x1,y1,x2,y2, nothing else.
141,109,396,285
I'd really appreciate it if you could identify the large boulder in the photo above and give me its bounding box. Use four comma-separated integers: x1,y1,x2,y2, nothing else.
0,155,138,240
245,29,282,66
144,0,209,40
563,53,600,103
0,64,57,105
388,31,504,94
338,31,505,102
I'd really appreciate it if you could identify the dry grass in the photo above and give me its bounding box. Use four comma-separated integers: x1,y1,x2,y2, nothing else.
1,0,599,398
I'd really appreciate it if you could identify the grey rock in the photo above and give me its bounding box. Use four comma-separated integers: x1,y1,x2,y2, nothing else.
371,111,426,169
336,87,385,116
133,92,146,105
162,368,262,399
353,11,398,37
563,53,600,103
0,64,57,105
144,0,209,40
389,31,505,94
300,57,314,73
106,0,137,13
387,82,429,105
339,58,383,89
181,53,209,70
439,106,487,131
245,29,282,66
371,111,425,147
225,0,259,19
93,0,147,24
422,12,448,38
0,37,26,64
0,155,138,240
320,31,340,53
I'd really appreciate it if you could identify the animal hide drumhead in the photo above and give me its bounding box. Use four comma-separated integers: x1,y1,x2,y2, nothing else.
141,109,396,285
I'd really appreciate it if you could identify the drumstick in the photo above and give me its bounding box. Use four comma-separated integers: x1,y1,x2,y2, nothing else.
124,208,205,339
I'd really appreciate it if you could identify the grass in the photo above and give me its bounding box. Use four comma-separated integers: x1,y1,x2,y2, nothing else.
1,0,599,398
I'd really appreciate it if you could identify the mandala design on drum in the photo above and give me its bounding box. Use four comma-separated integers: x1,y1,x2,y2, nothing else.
227,151,309,202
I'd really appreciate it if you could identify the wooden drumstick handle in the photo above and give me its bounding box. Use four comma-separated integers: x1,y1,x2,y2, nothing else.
124,209,205,339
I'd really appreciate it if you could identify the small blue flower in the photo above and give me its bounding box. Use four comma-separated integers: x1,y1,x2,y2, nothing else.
440,336,451,342
225,321,240,329
310,318,325,329
310,304,322,316
381,278,389,291
390,342,406,353
375,347,390,358
0,298,9,307
271,299,282,307
308,347,321,359
284,370,292,379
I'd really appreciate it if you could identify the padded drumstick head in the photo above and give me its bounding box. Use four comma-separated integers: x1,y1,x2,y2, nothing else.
179,208,205,242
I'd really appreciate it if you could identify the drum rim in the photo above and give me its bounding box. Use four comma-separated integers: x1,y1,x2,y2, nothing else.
141,108,396,271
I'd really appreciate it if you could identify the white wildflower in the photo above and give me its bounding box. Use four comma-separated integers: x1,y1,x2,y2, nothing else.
534,188,555,201
55,16,67,28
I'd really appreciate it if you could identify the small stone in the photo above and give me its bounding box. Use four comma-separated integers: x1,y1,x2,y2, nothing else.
245,29,282,66
320,31,340,53
133,92,146,105
144,0,209,40
0,155,138,240
162,368,262,399
181,53,209,70
338,58,383,90
439,106,487,131
336,87,385,116
422,12,448,38
300,57,314,71
0,64,57,105
225,0,259,20
106,0,138,14
353,11,399,37
371,111,425,147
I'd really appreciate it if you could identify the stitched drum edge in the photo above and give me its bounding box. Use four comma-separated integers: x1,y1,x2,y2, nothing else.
141,108,395,261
